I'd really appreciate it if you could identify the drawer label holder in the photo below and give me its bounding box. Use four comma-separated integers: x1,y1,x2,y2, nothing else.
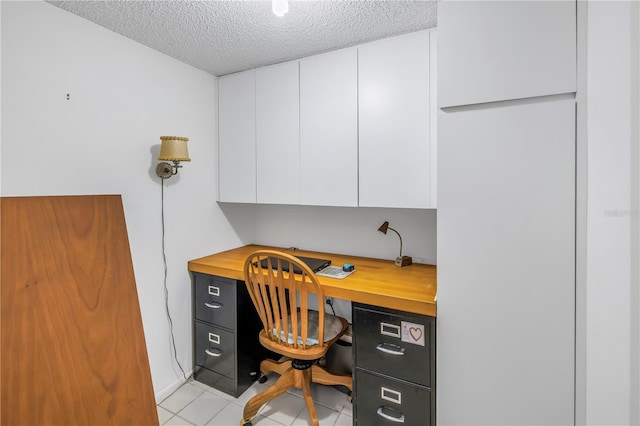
381,386,402,404
209,333,220,344
380,322,401,338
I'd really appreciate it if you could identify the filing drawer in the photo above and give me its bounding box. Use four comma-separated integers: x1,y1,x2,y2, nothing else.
354,369,431,425
353,304,433,387
194,273,236,330
195,321,235,379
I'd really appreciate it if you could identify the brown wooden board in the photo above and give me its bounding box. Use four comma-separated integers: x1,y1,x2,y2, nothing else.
1,195,158,426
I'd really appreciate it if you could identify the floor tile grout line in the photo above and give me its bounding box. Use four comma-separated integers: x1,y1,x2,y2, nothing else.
159,379,352,426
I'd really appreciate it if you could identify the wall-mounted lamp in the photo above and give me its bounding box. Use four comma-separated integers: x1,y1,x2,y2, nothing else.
378,221,413,267
156,136,190,179
272,0,289,17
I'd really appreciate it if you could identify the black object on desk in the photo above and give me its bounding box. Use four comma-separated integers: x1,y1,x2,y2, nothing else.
257,256,331,274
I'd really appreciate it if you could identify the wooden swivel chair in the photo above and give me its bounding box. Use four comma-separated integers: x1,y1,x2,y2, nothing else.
240,250,353,426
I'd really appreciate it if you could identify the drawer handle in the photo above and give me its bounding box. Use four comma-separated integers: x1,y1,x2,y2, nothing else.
204,301,223,309
205,348,222,357
376,342,405,356
376,406,405,423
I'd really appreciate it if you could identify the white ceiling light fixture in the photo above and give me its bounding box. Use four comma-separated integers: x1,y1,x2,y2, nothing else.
272,0,289,17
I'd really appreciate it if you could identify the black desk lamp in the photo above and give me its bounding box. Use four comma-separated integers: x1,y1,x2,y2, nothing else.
378,221,412,267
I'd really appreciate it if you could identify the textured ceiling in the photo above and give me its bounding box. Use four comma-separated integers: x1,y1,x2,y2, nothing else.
47,0,437,76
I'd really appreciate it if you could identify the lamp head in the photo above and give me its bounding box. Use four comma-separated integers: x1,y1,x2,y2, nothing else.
378,221,390,234
156,136,190,179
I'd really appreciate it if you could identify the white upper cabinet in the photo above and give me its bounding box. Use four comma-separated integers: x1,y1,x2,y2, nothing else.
217,30,436,208
358,30,434,208
218,70,256,203
255,61,300,204
299,49,358,207
438,0,576,107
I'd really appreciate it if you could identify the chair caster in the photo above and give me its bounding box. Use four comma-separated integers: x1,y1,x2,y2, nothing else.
258,374,268,384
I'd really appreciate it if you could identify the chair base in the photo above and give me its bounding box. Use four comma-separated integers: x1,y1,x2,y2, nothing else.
241,357,353,426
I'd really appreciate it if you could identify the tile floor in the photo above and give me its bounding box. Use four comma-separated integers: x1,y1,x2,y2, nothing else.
157,373,353,426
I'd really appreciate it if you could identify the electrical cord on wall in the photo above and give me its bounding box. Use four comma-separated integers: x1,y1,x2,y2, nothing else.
325,298,336,316
161,178,187,380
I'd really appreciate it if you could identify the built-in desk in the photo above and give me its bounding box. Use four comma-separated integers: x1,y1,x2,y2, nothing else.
188,245,437,425
188,244,437,317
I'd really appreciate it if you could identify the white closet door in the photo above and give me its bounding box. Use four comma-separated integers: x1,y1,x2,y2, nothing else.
218,70,256,203
300,48,358,207
437,96,575,425
358,30,432,208
438,0,576,107
255,61,300,204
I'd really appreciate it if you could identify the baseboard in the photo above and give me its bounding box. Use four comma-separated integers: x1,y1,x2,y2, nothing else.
155,370,194,404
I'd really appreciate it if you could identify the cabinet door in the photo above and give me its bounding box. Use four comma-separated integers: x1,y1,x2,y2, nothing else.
300,49,358,207
255,61,300,204
358,30,433,208
438,0,576,107
218,70,256,202
437,97,575,425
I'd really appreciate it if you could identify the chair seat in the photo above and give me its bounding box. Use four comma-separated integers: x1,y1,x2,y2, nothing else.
273,310,346,346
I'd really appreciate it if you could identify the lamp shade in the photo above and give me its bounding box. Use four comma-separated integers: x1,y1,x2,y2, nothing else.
378,221,390,234
158,136,190,162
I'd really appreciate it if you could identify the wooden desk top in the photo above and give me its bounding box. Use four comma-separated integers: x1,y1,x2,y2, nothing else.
188,244,436,317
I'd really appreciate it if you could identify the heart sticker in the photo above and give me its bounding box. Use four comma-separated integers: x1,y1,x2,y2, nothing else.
409,327,423,342
401,321,425,346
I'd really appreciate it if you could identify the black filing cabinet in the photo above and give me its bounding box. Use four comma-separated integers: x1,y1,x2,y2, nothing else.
352,303,436,425
192,272,271,397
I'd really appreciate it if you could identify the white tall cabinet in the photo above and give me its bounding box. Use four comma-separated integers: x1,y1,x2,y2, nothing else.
358,31,433,208
437,1,577,425
438,98,576,424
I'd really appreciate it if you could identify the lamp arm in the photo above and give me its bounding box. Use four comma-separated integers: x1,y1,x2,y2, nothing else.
387,226,403,258
172,161,182,175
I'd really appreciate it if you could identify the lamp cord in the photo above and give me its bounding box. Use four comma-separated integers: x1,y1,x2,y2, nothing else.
161,178,187,380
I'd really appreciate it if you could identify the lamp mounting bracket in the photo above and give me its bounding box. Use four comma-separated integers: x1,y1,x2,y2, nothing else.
156,162,174,179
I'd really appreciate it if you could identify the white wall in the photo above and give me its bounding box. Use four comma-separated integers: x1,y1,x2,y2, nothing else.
0,1,254,401
585,1,640,424
252,204,437,320
254,205,436,264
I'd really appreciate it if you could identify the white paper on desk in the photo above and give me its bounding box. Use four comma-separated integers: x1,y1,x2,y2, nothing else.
316,266,354,279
